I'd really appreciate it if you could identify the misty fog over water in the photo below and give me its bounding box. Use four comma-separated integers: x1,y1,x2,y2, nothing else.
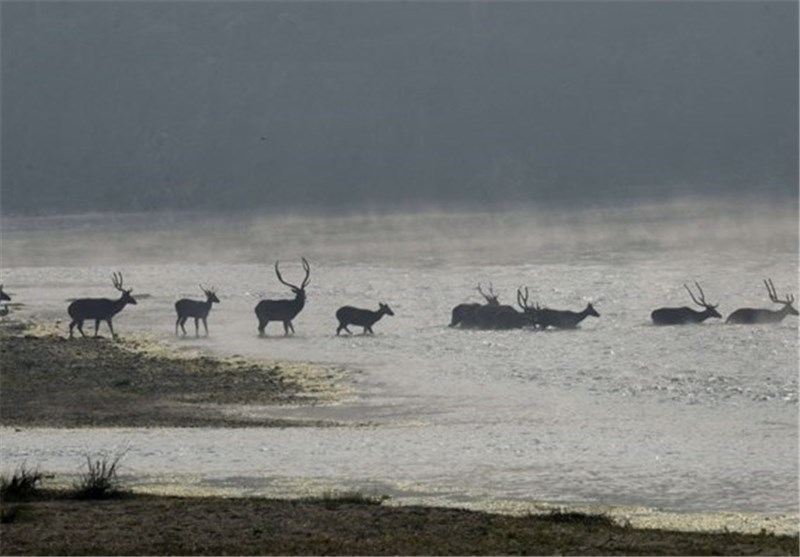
1,1,797,215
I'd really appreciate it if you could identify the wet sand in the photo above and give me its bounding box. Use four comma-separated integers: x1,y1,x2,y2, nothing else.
0,319,349,429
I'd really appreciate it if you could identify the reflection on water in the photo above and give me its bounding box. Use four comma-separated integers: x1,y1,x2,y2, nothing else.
1,201,798,533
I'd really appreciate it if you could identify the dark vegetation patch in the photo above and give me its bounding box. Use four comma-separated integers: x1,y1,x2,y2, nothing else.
0,322,330,428
1,492,797,556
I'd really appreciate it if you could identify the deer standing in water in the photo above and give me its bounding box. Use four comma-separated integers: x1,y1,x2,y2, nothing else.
651,282,721,326
68,272,137,338
726,279,798,324
255,258,310,336
535,302,600,330
459,287,535,330
450,283,500,327
175,285,220,336
336,303,394,335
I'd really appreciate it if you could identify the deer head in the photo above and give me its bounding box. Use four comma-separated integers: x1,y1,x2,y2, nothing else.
275,257,311,298
200,285,220,304
764,278,798,316
112,272,137,305
684,281,719,318
477,283,500,306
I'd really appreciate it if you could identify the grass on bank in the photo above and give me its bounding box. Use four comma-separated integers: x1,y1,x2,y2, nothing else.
1,463,798,556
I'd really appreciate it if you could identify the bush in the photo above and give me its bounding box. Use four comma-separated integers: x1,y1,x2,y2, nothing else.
73,453,127,500
1,466,44,501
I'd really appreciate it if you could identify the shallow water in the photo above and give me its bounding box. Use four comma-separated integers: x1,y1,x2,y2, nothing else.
1,202,798,532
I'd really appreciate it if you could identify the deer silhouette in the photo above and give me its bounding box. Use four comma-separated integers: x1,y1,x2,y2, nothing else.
726,279,798,324
450,283,500,327
457,287,534,330
175,285,220,336
336,303,394,335
651,282,721,326
68,272,137,338
535,302,600,330
0,285,10,316
255,258,310,336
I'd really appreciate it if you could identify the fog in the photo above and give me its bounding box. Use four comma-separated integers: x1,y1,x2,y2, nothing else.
1,199,796,270
2,1,797,216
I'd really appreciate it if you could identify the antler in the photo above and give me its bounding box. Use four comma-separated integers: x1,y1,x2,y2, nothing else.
477,283,499,305
275,258,311,291
516,286,531,311
300,257,311,289
111,272,128,292
200,284,216,295
684,281,713,308
765,278,793,305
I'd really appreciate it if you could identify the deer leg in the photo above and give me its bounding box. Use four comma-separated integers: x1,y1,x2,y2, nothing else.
175,317,181,336
93,319,101,337
365,326,374,334
283,321,294,335
194,318,200,337
106,319,116,339
202,317,209,336
258,320,268,337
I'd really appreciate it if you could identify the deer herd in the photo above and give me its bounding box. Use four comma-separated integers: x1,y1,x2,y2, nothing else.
0,261,796,339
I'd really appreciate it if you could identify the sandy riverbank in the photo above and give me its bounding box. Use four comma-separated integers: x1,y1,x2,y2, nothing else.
0,319,350,428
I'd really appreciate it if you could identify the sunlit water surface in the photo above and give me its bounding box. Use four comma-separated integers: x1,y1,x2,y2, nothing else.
1,202,798,533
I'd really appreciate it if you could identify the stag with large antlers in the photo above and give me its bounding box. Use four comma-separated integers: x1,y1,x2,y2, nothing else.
68,272,137,338
450,283,500,327
651,282,721,326
175,285,220,337
726,279,798,325
255,258,311,336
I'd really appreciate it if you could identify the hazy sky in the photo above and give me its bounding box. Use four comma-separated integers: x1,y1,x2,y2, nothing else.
2,1,797,214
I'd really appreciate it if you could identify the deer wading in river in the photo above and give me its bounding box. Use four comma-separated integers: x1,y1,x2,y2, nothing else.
255,258,310,336
336,303,394,335
535,302,600,330
68,272,137,338
651,282,721,326
175,285,220,336
450,283,500,328
726,279,798,324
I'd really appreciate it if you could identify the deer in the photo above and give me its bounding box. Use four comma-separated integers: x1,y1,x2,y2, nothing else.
0,285,10,316
68,272,137,338
651,282,721,326
534,301,600,330
459,287,534,330
450,283,500,327
175,285,220,337
336,302,395,335
255,257,310,336
726,279,798,324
